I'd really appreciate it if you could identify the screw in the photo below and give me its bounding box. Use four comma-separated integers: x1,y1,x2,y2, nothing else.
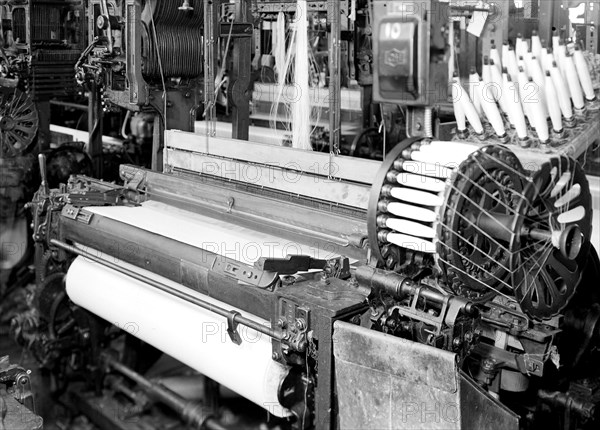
272,352,280,360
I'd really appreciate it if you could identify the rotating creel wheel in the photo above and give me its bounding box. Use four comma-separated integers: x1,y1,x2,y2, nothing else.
436,145,527,302
0,87,39,157
513,155,592,319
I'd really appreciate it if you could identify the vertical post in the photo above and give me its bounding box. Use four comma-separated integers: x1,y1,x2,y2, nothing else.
328,0,341,154
204,0,218,137
231,0,251,141
35,100,51,153
151,113,163,171
87,81,103,178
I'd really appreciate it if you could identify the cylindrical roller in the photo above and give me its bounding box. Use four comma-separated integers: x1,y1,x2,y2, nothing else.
506,46,520,83
550,62,574,120
563,52,585,109
393,159,454,178
528,77,549,142
378,216,436,239
384,186,445,206
573,45,596,101
381,201,438,223
66,257,292,418
452,74,467,132
527,56,549,118
531,30,542,61
469,68,483,116
490,43,502,72
545,71,563,132
555,40,571,98
504,75,528,139
385,232,436,254
455,76,484,134
389,171,446,193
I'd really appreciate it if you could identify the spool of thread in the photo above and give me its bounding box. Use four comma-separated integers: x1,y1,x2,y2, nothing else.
455,76,484,134
506,46,520,84
573,45,596,101
518,55,528,75
501,68,514,125
452,74,467,132
504,74,528,139
516,33,527,59
552,33,560,52
482,57,492,86
469,68,483,116
488,60,506,111
531,30,542,60
527,76,549,142
490,42,502,72
544,48,555,74
479,77,506,137
518,67,534,125
540,46,549,72
563,52,585,109
502,41,509,64
527,56,549,118
545,71,564,133
550,61,574,120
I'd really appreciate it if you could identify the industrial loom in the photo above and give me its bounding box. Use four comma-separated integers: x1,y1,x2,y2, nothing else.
5,1,600,429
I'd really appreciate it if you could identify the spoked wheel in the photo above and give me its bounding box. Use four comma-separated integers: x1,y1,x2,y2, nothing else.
437,145,526,302
514,155,592,319
0,87,39,156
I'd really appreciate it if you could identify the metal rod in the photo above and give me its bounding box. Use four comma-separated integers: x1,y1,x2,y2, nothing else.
104,355,229,430
50,239,284,341
50,100,88,111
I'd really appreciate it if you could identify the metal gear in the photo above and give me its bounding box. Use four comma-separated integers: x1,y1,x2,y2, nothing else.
0,87,39,157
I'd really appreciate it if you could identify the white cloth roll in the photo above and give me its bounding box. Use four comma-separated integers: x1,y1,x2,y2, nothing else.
66,256,292,417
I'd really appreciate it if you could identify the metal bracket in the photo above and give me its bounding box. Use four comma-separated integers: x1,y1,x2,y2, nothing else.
227,311,242,345
255,255,328,275
61,205,93,224
125,169,146,191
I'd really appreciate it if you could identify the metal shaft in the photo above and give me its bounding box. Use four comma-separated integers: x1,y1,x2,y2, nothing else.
104,355,228,430
51,239,284,341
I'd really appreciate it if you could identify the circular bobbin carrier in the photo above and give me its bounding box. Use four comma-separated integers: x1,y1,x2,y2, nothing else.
368,138,593,320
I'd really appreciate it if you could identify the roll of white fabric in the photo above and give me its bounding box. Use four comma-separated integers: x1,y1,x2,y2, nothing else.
66,257,293,418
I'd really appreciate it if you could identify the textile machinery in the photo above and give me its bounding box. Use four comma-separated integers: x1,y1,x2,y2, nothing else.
2,1,600,430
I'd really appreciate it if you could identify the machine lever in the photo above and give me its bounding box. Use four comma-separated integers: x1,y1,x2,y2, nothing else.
254,255,328,275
